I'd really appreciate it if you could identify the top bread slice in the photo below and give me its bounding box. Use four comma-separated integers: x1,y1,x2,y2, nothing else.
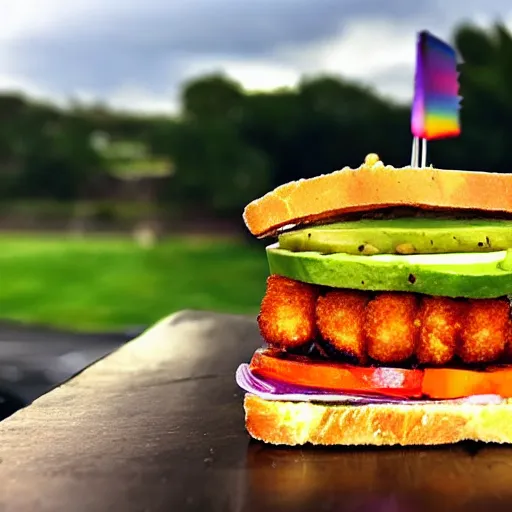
243,155,512,238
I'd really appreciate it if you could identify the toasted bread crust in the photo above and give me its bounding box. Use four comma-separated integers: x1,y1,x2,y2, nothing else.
243,157,512,237
244,394,512,446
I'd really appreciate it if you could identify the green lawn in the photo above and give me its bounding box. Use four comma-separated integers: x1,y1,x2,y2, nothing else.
0,234,269,332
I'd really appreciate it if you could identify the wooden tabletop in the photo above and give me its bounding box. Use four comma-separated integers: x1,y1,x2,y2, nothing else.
2,310,512,511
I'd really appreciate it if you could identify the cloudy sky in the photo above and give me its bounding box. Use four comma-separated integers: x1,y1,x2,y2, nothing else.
1,0,510,113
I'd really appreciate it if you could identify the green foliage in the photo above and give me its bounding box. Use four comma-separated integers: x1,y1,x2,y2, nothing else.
181,73,244,121
167,119,271,216
92,135,171,178
455,25,494,67
448,22,512,171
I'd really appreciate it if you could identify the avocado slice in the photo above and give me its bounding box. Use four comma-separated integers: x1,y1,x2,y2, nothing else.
266,244,512,298
278,218,512,255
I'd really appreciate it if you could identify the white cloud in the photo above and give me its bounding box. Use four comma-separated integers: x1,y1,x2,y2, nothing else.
180,18,431,104
0,1,95,42
277,18,419,102
0,72,56,103
181,58,300,92
104,85,178,114
283,20,416,75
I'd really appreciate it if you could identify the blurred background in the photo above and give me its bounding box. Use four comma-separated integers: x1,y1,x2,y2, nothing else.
0,1,512,416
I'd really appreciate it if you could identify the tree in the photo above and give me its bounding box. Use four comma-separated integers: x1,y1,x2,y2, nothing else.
451,23,512,172
181,74,244,122
16,112,104,200
239,75,411,189
166,119,271,217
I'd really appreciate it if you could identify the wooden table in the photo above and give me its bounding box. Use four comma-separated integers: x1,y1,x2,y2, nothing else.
1,310,512,511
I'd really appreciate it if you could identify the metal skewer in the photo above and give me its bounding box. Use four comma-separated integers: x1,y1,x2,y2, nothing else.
421,138,427,168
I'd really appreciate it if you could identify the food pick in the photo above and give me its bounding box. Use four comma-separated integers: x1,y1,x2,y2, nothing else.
410,30,462,168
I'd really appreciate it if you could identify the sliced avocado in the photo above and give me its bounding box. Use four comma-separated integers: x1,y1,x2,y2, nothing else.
278,218,512,255
266,244,512,298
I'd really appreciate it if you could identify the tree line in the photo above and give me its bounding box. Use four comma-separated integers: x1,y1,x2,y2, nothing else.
0,22,511,220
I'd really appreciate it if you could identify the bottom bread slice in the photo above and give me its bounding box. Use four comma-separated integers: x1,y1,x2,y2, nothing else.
244,394,512,446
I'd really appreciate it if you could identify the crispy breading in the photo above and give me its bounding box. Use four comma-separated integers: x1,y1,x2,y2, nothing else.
505,318,512,359
416,296,465,365
257,275,319,349
365,292,418,363
316,290,368,363
257,276,512,365
458,298,509,364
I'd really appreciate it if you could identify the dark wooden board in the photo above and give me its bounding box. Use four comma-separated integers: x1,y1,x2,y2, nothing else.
1,310,512,511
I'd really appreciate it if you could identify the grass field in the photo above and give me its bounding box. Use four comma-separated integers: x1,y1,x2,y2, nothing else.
0,234,269,332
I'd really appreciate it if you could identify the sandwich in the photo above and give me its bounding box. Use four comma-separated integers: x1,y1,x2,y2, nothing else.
235,153,512,446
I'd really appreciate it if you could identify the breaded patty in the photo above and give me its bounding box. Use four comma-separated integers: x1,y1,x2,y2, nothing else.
458,298,509,364
316,290,368,363
257,275,512,365
257,275,319,349
416,296,464,365
505,318,512,359
365,292,418,363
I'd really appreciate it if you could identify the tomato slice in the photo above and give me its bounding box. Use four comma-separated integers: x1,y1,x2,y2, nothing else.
250,349,512,400
249,349,423,398
423,366,512,399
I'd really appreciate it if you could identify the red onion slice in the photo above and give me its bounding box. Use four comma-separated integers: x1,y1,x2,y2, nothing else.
235,364,505,406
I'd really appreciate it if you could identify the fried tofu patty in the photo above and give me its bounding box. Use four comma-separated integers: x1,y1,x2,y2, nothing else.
458,298,509,364
416,296,464,365
365,292,418,364
257,275,512,365
316,290,368,363
257,275,319,349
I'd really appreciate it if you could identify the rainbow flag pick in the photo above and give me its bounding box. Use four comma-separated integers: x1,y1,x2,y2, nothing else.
410,30,462,167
